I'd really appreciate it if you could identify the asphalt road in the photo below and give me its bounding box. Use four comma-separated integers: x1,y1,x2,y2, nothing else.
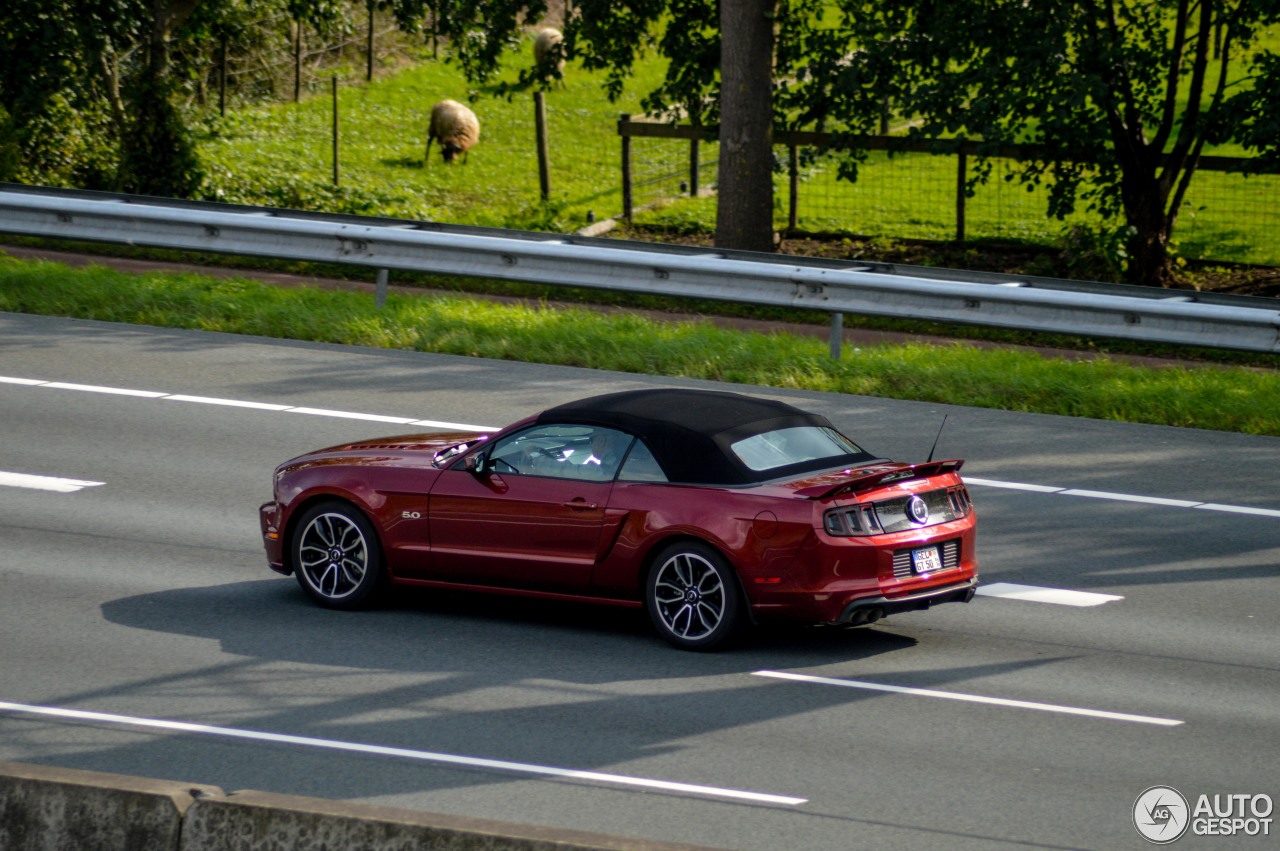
1,311,1276,850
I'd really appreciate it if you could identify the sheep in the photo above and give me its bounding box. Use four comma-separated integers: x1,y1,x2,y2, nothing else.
533,27,565,82
425,99,480,165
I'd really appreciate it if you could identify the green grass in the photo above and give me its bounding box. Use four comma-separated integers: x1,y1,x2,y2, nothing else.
3,254,1277,436
196,38,669,231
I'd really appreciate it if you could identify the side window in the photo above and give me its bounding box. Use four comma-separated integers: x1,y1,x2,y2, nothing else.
485,425,633,482
618,439,668,482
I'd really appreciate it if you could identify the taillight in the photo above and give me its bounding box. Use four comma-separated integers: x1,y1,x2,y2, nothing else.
823,504,884,537
947,485,973,517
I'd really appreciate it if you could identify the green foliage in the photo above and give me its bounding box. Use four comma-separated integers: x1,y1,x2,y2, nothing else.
2,253,1277,436
0,105,18,181
118,74,204,198
784,1,1280,285
194,54,666,227
1057,223,1136,282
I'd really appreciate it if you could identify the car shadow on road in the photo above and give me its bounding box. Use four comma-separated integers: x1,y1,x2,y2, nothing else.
3,576,1065,838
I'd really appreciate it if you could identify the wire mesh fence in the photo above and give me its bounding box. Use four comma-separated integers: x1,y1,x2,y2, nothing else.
620,119,1280,266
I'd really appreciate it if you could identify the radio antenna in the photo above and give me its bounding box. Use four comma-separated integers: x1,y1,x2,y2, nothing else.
927,415,949,463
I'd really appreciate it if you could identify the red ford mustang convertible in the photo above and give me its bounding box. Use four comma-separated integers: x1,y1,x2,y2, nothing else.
261,388,978,649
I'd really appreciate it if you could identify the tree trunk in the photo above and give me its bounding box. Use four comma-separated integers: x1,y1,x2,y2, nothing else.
715,0,776,253
1118,154,1177,287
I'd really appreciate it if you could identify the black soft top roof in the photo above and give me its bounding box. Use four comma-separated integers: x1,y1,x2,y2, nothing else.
537,388,875,484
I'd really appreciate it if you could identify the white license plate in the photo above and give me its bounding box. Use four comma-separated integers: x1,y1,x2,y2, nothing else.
912,547,943,575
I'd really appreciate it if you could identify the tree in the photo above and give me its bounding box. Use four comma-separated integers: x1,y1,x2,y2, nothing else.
716,0,777,252
0,0,351,195
788,0,1280,286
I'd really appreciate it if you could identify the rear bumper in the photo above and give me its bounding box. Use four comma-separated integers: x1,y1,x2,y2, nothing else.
836,576,979,625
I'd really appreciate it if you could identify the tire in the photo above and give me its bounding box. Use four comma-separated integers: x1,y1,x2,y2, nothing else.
645,541,743,651
291,500,385,609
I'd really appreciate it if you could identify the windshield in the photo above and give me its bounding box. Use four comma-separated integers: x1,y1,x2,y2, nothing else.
730,426,864,472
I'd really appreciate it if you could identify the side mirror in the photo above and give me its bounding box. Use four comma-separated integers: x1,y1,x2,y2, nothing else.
469,449,490,476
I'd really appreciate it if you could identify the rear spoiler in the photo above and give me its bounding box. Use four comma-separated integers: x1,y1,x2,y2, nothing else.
795,459,965,500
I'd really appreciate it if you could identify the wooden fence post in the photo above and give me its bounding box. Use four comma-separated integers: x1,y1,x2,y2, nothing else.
620,114,633,221
218,36,228,117
789,144,799,233
293,21,302,102
366,0,375,82
331,77,340,186
535,91,551,201
955,143,967,243
689,138,699,197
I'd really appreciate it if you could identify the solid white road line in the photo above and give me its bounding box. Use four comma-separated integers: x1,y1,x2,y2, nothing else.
7,375,1278,513
965,477,1280,517
752,671,1183,727
975,582,1124,607
0,472,105,493
2,375,497,432
0,701,808,806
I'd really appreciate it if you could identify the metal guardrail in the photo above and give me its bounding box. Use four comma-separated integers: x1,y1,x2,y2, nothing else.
1,183,1277,355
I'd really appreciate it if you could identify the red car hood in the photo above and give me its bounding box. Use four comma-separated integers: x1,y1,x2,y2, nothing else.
783,459,965,500
283,432,487,468
325,433,484,454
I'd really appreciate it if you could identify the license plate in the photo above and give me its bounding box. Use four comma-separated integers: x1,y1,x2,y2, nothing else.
912,546,943,575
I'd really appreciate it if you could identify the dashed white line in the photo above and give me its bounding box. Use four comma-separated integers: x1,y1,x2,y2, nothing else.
0,472,105,493
752,671,1183,727
0,701,807,806
975,582,1123,607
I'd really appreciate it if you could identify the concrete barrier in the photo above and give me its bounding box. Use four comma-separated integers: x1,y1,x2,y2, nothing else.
182,789,721,850
0,762,723,851
0,761,222,851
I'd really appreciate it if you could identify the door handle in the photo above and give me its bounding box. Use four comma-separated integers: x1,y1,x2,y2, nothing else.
562,500,598,510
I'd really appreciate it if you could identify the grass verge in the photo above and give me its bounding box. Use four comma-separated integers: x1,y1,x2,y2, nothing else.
2,254,1277,436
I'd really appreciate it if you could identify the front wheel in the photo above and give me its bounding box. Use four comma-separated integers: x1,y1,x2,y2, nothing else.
645,542,743,651
291,501,385,609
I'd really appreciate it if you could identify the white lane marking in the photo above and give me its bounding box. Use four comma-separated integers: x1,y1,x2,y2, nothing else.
165,395,292,411
963,478,1063,494
1196,503,1280,518
965,477,1278,517
976,582,1123,607
287,407,420,424
4,376,1275,508
2,376,498,432
0,701,807,806
752,671,1183,727
0,472,105,493
1058,489,1201,508
41,381,167,398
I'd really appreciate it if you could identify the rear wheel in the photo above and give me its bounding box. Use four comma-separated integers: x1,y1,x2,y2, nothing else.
291,501,385,609
645,542,743,651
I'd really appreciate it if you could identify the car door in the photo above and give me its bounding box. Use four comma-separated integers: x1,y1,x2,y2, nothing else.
423,424,631,591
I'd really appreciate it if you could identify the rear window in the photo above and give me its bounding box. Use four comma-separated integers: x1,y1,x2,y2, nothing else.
730,426,864,472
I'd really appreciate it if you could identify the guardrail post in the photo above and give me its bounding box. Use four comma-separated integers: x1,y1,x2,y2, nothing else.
620,114,633,221
829,312,843,360
375,268,388,308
